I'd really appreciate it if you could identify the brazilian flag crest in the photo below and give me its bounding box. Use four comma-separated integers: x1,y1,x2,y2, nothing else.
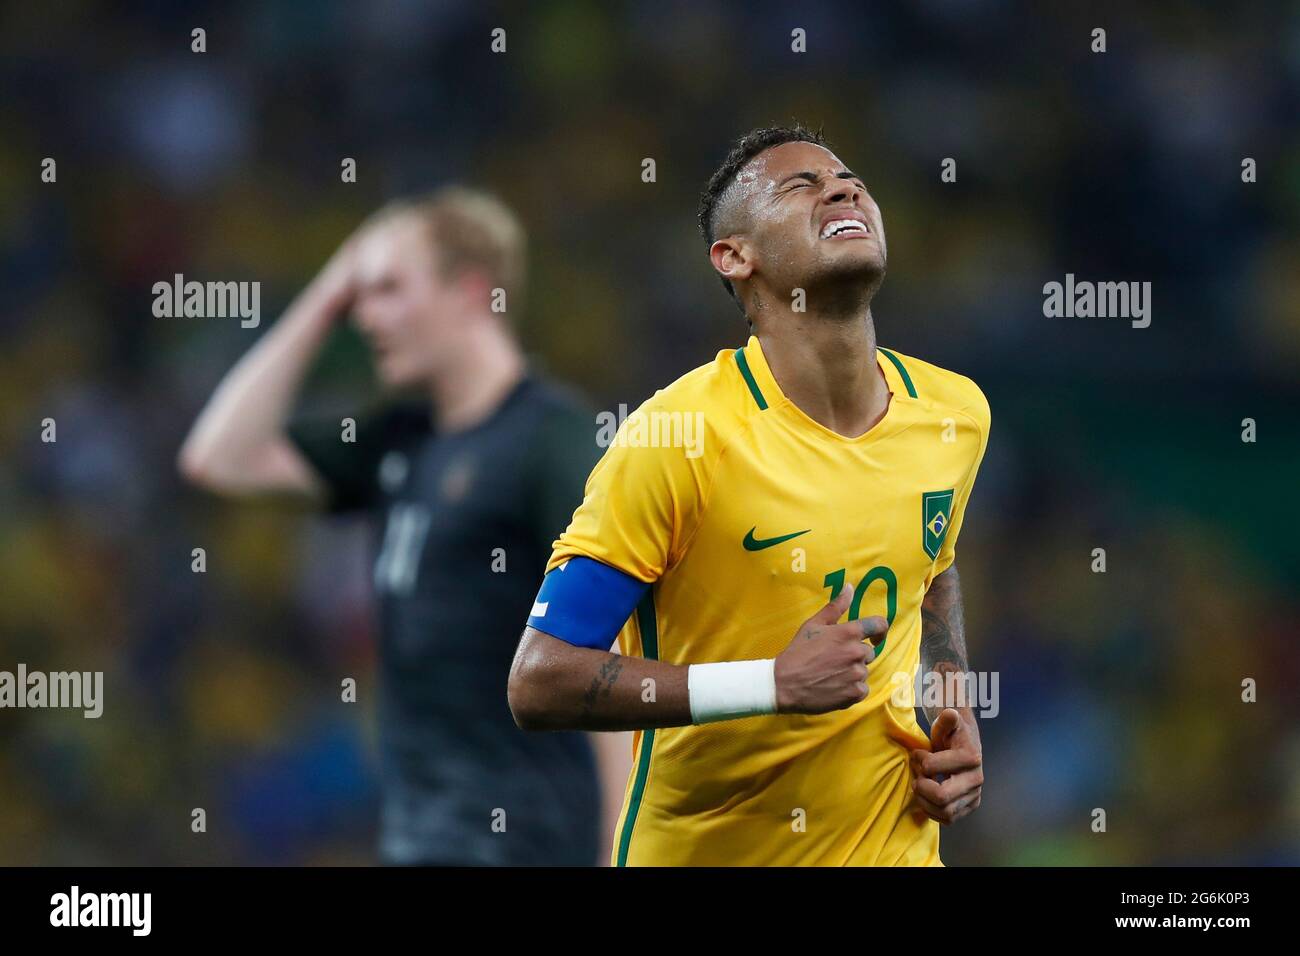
922,490,955,560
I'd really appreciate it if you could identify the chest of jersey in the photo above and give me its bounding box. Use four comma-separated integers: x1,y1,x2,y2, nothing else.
370,425,551,677
654,400,975,665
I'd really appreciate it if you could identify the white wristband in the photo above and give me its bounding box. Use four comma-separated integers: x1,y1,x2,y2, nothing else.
687,659,778,724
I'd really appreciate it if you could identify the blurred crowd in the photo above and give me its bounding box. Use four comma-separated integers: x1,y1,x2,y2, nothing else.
1,1,1296,865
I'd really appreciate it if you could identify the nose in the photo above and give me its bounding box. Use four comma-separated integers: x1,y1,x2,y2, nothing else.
823,178,861,206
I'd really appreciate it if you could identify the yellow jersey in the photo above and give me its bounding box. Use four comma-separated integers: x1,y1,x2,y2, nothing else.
547,334,991,866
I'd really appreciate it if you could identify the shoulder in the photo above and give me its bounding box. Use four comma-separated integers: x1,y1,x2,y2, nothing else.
520,373,593,422
515,375,603,472
880,347,990,433
516,374,598,458
630,345,765,454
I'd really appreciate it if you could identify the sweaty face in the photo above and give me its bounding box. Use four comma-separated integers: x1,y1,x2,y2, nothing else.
730,141,886,297
352,217,468,388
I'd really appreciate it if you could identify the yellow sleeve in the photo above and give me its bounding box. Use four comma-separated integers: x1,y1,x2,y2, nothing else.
546,396,713,582
933,385,991,576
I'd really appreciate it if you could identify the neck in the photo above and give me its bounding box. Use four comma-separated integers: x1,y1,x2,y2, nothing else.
753,296,890,439
427,318,526,432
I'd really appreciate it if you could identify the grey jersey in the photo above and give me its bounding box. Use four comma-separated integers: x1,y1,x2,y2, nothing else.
290,374,601,865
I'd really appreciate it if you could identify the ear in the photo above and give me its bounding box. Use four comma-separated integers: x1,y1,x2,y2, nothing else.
451,268,495,309
709,237,753,287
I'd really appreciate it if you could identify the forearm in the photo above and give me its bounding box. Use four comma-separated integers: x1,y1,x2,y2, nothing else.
179,282,338,479
511,573,884,731
919,564,972,726
508,627,692,731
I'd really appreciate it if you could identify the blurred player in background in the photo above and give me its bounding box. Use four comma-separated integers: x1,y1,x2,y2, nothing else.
509,126,989,865
179,187,628,865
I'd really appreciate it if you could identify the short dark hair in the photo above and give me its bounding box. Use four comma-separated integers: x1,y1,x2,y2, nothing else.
698,124,829,308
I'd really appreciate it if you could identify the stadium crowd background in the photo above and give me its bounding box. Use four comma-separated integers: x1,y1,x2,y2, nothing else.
1,1,1296,865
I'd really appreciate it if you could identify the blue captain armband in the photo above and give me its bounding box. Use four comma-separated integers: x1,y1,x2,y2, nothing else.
527,557,650,650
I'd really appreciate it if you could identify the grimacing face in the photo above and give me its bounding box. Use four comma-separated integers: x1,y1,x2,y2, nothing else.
717,141,887,300
351,216,478,388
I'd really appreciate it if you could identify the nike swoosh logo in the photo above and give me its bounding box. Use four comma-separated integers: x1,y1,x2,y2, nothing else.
743,527,811,551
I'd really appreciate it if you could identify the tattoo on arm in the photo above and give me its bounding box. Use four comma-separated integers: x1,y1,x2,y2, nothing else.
581,656,624,718
920,565,968,725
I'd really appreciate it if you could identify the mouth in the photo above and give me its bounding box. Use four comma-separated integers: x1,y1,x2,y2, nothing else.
819,215,871,240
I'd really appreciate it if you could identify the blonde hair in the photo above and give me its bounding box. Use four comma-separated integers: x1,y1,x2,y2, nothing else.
366,186,527,311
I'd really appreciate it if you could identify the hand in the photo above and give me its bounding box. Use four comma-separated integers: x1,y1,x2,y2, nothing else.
311,232,361,317
910,707,983,825
774,582,888,715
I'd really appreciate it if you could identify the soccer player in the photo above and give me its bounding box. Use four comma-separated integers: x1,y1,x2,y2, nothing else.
508,127,990,866
179,187,628,866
